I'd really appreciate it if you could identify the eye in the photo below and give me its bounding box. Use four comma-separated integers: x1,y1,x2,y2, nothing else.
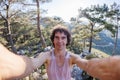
55,36,59,39
62,36,66,39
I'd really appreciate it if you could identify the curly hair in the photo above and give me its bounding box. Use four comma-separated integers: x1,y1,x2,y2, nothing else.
50,25,71,47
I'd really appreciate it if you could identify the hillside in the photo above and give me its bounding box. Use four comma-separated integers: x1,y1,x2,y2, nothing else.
91,48,110,57
93,32,120,55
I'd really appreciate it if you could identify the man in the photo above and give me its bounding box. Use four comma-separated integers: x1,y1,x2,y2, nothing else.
0,25,120,80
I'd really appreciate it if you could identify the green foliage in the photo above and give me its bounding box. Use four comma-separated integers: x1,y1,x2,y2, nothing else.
68,38,83,54
85,54,100,60
104,23,116,35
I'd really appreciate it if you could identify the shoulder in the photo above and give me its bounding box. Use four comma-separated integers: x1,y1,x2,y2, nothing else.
37,51,50,58
36,49,54,59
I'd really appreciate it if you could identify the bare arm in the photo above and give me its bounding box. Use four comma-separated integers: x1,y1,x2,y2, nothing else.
0,44,32,79
85,56,120,80
0,43,49,80
71,53,120,80
31,52,50,70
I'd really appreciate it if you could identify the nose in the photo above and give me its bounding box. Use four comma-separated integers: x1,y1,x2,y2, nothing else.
58,38,62,42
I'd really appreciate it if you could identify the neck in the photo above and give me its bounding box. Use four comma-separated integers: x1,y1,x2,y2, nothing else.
54,48,66,56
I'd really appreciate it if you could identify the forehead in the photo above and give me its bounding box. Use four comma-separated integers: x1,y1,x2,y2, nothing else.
54,31,67,36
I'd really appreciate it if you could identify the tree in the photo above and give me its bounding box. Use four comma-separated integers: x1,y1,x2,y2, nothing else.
36,0,46,48
0,0,25,53
71,6,104,53
107,3,120,55
29,0,52,49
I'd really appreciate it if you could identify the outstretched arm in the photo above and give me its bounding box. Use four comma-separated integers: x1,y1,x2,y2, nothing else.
0,43,49,80
0,43,34,80
71,53,120,80
85,56,120,80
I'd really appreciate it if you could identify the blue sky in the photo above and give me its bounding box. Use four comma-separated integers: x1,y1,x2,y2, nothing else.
41,0,120,22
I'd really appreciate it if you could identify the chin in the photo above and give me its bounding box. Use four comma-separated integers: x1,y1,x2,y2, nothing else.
57,47,63,50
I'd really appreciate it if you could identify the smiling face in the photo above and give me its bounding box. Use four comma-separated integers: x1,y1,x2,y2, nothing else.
50,25,71,49
53,32,67,50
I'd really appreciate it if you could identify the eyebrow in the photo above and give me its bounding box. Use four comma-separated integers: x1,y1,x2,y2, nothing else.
54,35,67,38
61,36,66,39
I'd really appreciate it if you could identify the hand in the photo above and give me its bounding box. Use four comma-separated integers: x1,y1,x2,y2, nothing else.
85,56,120,80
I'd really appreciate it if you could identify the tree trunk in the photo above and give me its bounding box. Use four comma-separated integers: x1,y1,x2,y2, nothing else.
89,22,94,53
36,0,46,48
5,2,17,53
6,20,17,53
112,15,119,55
83,39,86,49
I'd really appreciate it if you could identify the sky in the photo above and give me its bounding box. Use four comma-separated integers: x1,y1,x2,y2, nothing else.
41,0,120,23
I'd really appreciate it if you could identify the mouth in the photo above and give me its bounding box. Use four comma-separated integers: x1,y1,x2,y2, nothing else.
57,44,63,47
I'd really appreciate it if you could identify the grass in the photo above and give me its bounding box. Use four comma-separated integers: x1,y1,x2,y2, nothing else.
91,48,110,58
